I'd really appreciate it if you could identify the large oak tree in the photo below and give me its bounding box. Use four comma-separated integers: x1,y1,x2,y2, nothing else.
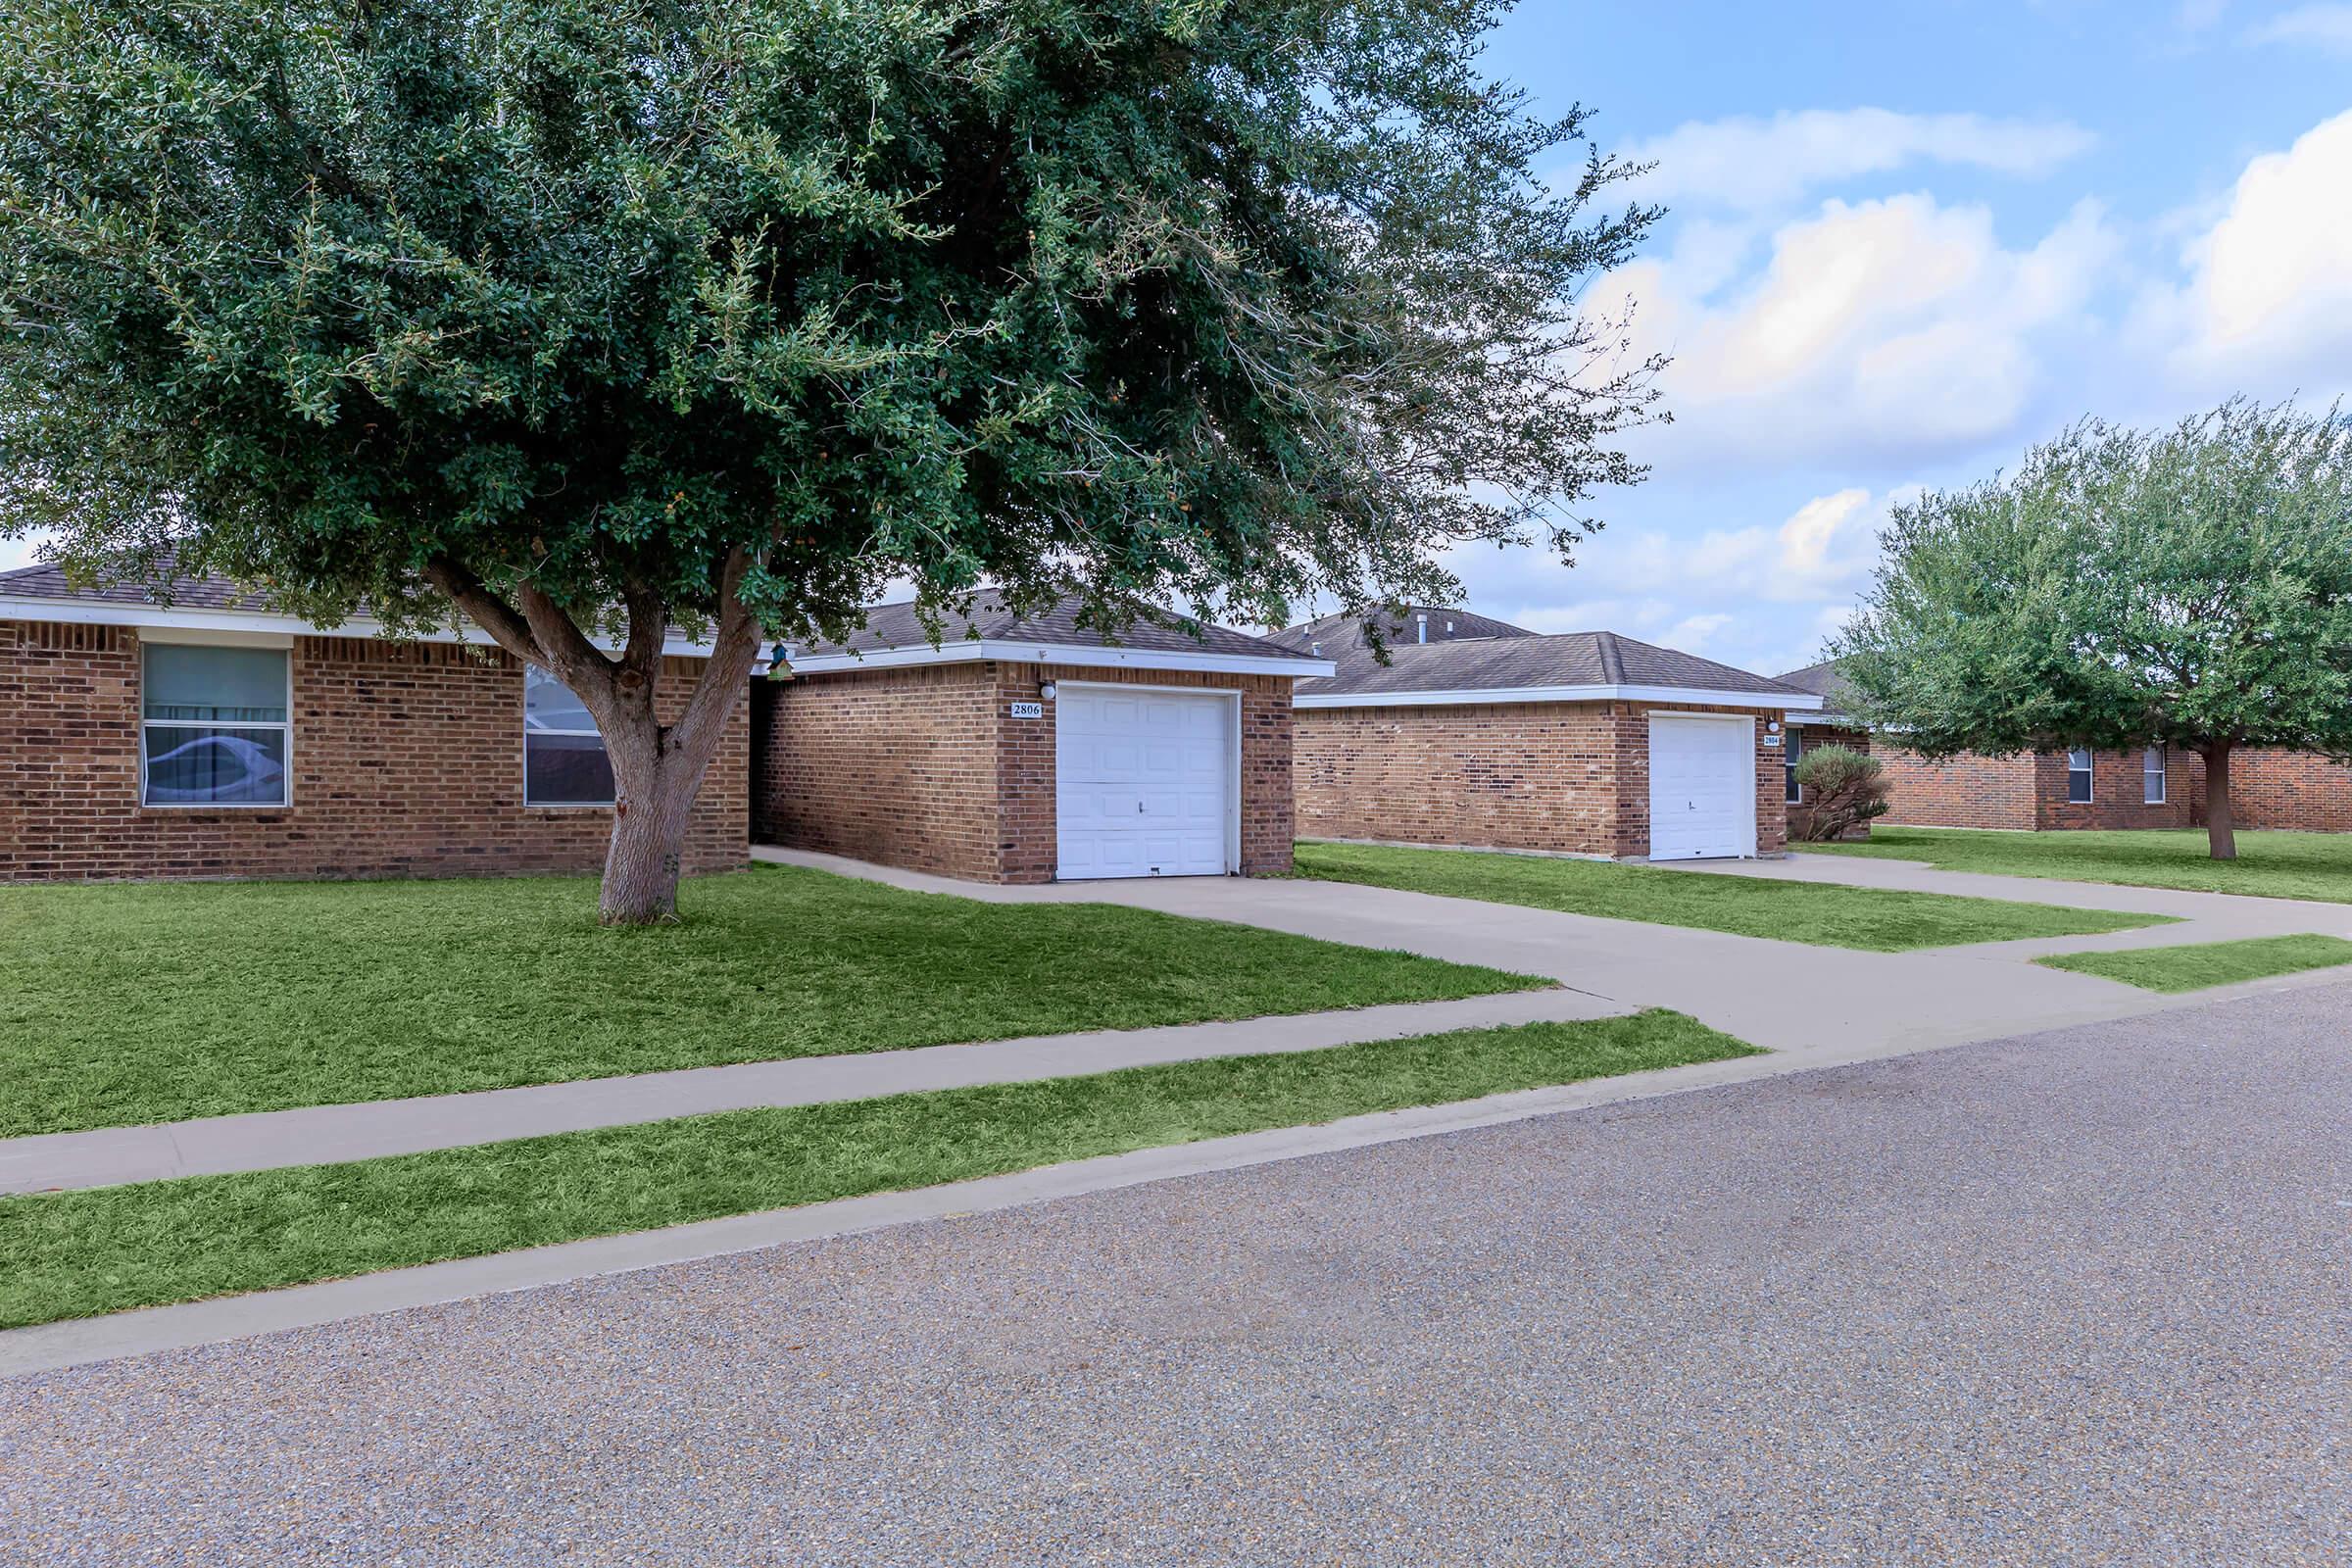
1832,400,2352,859
0,0,1664,921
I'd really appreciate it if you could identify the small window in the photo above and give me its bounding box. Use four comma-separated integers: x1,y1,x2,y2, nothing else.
524,666,614,806
142,643,290,807
1785,730,1803,804
2067,748,2094,805
2143,746,2167,805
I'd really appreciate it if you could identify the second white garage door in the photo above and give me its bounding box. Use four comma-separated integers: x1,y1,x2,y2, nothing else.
1055,687,1235,879
1647,713,1756,860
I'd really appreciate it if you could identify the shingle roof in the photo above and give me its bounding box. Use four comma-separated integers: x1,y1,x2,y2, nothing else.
786,593,1322,664
0,559,270,612
1773,659,1859,724
1298,626,1806,701
1263,605,1536,656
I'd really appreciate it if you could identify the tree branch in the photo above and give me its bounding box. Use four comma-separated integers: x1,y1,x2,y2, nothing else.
514,578,616,692
669,546,760,768
423,557,546,668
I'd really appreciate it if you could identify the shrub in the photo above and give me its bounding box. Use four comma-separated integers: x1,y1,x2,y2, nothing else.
1793,746,1890,841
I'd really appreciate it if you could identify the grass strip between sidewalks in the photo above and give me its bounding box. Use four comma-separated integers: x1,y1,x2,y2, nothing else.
1294,841,2171,952
2034,934,2352,993
0,1010,1755,1330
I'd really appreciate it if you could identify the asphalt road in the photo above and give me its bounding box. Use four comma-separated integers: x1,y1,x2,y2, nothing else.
5,985,2348,1566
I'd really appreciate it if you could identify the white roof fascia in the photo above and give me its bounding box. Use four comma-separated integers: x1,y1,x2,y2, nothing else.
0,594,717,662
781,638,1335,679
1292,682,1822,711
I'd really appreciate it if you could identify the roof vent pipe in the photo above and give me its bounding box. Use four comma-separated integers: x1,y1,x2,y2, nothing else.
1415,612,1428,644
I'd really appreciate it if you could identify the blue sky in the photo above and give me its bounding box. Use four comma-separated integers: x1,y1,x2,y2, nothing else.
1435,0,2352,676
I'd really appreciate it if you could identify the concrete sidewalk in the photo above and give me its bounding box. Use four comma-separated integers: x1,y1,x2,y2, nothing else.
0,988,1618,1196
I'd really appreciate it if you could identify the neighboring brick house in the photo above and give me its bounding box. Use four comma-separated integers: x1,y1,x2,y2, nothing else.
0,564,749,882
752,596,1328,883
1774,657,2352,833
1273,609,1816,861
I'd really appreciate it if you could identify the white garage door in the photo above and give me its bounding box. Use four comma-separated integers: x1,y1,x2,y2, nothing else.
1055,687,1234,879
1648,713,1756,860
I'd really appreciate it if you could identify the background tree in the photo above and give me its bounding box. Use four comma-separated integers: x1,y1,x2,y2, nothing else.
1832,400,2352,860
0,0,1663,923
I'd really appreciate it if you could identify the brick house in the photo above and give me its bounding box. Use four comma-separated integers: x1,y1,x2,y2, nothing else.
2,564,1329,886
753,597,1329,883
1773,658,2352,833
1273,609,1817,861
0,564,751,882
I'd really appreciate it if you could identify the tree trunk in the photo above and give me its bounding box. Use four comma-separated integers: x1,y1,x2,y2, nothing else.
598,742,704,925
2201,740,2237,861
591,629,760,927
424,549,762,926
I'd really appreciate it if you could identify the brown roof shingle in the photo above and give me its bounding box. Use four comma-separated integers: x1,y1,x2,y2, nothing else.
1298,626,1806,701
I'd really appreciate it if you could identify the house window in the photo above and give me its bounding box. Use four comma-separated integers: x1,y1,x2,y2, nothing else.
2067,748,2094,804
141,643,290,807
1785,730,1803,804
524,666,614,806
2144,746,2167,805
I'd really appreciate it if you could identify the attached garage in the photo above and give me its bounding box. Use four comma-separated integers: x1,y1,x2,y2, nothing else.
1274,608,1814,861
1647,712,1758,860
751,596,1325,885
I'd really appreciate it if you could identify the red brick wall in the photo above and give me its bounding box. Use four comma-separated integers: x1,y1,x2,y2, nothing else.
1294,701,1631,857
2035,748,2197,830
753,660,1296,883
1292,700,1788,858
2230,748,2352,831
1880,744,2197,831
1879,747,2039,830
0,619,747,883
1785,725,1873,842
752,663,1004,880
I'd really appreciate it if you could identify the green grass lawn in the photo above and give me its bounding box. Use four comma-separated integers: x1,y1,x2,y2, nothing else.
1803,825,2352,904
0,865,1545,1140
2034,934,2352,993
0,1010,1752,1328
1293,841,2170,953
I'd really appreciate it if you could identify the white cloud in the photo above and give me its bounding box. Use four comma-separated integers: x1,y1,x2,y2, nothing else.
2246,4,2352,51
1595,194,2116,467
1447,485,1904,677
2138,107,2352,383
1622,109,2094,213
2180,0,2231,32
1563,487,1893,606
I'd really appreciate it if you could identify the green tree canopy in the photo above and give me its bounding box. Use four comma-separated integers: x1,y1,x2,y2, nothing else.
1832,399,2352,859
0,0,1663,920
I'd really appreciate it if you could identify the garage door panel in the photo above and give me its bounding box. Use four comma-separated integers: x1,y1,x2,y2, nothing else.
1057,688,1234,879
1648,714,1755,861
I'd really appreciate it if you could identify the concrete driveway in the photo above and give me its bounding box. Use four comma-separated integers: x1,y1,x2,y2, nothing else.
7,983,2346,1565
758,846,2352,1055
